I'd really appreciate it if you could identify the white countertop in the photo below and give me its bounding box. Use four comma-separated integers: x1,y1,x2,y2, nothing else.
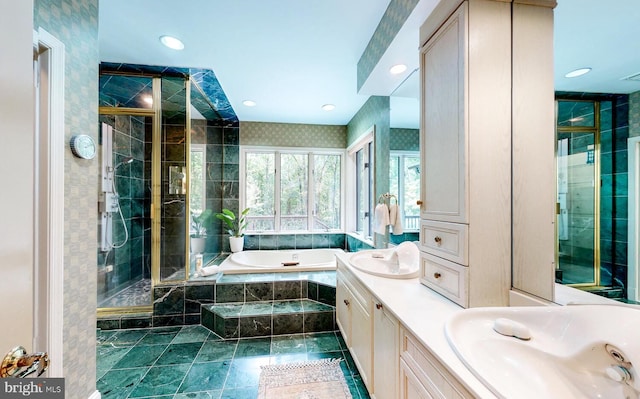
336,251,497,399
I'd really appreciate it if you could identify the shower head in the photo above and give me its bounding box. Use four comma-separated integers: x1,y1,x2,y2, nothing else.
114,156,134,169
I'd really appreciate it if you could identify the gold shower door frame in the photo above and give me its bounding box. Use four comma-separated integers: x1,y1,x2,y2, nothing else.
97,75,191,316
555,99,601,288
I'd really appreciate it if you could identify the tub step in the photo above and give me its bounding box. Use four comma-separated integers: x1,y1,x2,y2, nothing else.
201,299,336,339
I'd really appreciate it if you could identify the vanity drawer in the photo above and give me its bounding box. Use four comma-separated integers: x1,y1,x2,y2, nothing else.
419,220,468,265
419,252,469,307
400,328,474,399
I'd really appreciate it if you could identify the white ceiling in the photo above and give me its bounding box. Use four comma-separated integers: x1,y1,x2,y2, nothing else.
99,0,640,127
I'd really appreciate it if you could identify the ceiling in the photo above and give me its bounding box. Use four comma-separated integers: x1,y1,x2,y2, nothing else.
99,0,640,127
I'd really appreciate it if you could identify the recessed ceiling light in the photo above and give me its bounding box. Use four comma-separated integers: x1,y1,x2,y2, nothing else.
565,68,591,78
159,35,184,50
390,64,408,75
242,100,256,107
321,104,336,111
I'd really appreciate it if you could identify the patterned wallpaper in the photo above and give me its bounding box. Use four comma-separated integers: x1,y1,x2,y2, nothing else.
630,91,640,138
390,128,419,151
34,1,99,398
240,121,347,148
357,0,420,91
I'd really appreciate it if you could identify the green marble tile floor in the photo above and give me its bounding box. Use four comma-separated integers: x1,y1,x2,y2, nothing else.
97,325,370,399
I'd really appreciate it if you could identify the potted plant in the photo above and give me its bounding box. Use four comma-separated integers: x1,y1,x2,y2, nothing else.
215,207,250,252
190,209,213,253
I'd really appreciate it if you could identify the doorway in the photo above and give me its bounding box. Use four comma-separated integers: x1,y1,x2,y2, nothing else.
556,98,626,299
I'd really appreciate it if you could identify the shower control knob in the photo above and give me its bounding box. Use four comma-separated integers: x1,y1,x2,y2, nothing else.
605,365,632,383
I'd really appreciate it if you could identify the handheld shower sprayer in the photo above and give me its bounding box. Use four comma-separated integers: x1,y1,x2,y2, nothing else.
114,156,134,170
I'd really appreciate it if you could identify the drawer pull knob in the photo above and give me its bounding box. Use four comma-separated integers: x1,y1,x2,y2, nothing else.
434,236,442,244
416,200,423,205
434,272,442,279
343,299,350,306
376,303,383,310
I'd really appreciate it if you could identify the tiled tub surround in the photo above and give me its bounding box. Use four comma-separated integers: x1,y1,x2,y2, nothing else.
97,271,337,332
96,326,371,399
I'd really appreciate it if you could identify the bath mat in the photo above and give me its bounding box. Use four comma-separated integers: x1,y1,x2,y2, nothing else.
257,358,352,399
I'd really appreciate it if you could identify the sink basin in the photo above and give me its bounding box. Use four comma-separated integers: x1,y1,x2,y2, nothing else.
349,245,419,279
445,305,640,399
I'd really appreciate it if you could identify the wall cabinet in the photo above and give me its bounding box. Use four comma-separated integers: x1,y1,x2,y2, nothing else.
418,0,512,308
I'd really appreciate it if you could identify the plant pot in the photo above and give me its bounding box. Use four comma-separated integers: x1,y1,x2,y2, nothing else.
229,236,244,253
190,236,206,254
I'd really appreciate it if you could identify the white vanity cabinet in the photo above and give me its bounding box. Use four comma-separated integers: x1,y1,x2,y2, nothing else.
336,266,399,399
399,327,474,399
336,267,373,390
372,300,399,399
418,0,512,308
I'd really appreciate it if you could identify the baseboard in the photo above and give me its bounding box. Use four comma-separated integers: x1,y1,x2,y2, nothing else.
88,390,101,399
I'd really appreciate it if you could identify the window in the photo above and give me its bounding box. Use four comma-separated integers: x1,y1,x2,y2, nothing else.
190,144,206,215
348,127,374,239
242,147,343,232
390,152,421,231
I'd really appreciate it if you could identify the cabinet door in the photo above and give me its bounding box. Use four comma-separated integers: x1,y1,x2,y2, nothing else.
400,358,435,399
373,302,399,399
336,278,352,345
420,3,468,224
351,292,373,391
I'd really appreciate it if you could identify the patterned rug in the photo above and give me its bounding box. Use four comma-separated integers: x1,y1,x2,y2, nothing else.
257,358,352,399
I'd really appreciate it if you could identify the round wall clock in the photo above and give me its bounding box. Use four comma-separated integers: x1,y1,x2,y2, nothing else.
70,134,96,160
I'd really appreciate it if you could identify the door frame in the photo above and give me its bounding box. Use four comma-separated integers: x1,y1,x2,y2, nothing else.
628,136,640,302
34,27,65,377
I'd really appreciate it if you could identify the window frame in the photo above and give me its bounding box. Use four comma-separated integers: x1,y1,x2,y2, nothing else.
240,145,345,233
346,126,375,241
390,150,420,232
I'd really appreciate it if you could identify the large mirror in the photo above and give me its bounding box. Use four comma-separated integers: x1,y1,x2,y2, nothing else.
388,69,420,245
550,0,640,304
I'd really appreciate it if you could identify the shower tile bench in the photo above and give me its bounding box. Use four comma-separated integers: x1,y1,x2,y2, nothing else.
97,271,338,339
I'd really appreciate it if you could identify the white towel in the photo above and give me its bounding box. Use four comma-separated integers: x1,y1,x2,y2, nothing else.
389,204,404,235
374,203,390,235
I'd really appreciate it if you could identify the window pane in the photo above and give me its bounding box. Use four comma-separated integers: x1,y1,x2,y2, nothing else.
246,153,275,231
356,149,364,234
314,154,341,230
389,155,399,201
190,149,205,215
404,156,421,230
281,153,308,230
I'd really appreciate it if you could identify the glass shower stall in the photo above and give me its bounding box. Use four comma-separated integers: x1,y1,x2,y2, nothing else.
97,69,228,314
